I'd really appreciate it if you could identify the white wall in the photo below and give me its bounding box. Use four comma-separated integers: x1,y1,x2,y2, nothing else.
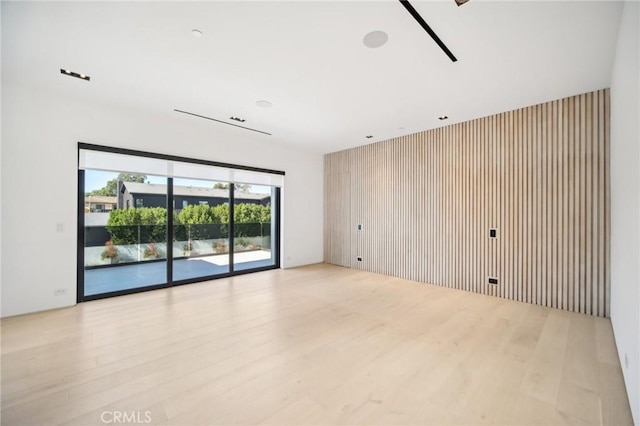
0,2,4,322
610,1,640,424
1,83,324,318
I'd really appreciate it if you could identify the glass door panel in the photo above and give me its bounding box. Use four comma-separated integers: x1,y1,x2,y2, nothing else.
172,178,230,281
233,184,277,271
83,170,168,297
79,145,282,302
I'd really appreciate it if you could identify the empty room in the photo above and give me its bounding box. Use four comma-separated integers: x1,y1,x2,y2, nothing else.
1,1,638,425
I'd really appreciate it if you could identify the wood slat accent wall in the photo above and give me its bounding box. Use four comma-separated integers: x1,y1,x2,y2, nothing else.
324,89,610,317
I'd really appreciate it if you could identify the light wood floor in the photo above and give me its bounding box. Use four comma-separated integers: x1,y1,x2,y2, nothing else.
1,264,633,426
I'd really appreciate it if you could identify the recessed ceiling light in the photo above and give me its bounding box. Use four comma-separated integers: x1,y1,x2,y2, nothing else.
438,116,449,120
399,126,405,130
363,31,388,48
60,68,90,81
256,100,272,108
192,29,203,38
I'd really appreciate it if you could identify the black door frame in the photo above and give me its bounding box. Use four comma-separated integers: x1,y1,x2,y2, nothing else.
77,143,283,302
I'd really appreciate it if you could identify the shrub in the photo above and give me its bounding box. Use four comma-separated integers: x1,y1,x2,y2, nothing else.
235,237,249,247
182,240,198,256
106,207,167,245
101,241,118,262
143,242,159,259
214,239,228,253
105,203,271,244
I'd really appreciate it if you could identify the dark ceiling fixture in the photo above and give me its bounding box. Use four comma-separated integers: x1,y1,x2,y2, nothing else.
455,0,470,6
174,109,271,135
366,135,373,139
229,116,246,123
398,0,458,62
60,68,90,81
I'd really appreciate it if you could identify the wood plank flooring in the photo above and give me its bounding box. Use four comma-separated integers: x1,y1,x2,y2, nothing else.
1,264,633,425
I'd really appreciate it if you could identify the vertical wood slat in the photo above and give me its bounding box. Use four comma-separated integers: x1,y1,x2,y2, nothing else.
323,89,610,317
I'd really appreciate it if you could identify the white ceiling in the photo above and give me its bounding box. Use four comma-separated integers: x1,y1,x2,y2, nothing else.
2,1,624,154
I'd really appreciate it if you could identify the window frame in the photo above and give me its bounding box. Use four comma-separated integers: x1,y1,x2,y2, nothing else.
77,143,283,302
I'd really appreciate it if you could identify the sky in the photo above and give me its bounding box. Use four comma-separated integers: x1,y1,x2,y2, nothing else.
84,170,271,194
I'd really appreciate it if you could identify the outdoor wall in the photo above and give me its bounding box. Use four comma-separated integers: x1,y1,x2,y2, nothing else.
325,89,610,317
1,83,324,318
610,1,640,423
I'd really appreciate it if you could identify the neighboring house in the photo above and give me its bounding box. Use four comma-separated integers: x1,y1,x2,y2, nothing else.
118,181,270,210
84,196,117,212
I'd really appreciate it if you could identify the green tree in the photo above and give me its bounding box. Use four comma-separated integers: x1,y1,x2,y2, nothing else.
106,207,166,245
235,183,252,193
89,173,147,196
233,203,270,237
212,183,251,193
104,203,270,244
179,204,213,224
234,203,267,223
177,204,229,241
212,204,230,223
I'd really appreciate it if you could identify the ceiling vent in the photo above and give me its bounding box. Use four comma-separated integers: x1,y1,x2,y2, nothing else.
174,109,271,135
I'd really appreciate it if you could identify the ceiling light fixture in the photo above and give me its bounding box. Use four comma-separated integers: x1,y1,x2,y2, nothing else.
366,135,373,139
363,31,389,48
192,29,203,38
439,115,449,120
256,100,272,108
230,116,246,123
60,68,90,81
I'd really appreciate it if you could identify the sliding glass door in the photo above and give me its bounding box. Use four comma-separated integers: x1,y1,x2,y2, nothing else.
78,144,283,301
233,185,278,271
172,178,230,282
82,170,169,296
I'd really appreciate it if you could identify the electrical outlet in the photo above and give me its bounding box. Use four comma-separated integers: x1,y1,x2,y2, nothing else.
489,228,497,238
357,224,363,231
357,256,363,262
54,288,67,296
488,277,498,285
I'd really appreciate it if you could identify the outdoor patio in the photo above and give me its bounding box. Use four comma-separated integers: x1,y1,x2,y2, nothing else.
84,250,274,296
